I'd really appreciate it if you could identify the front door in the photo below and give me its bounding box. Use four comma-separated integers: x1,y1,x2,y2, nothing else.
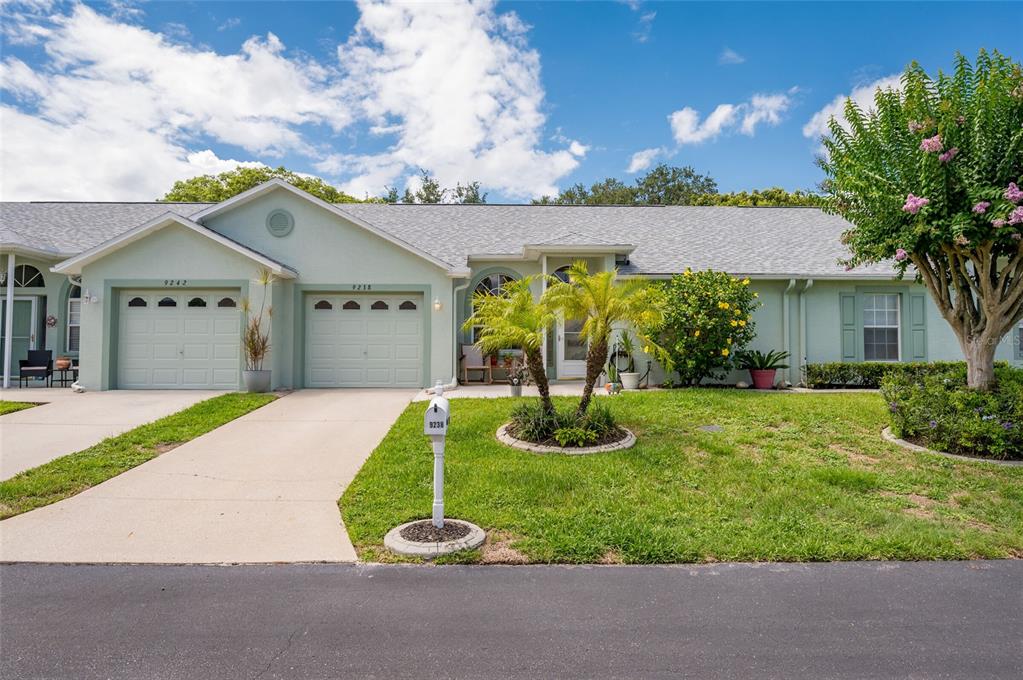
556,316,587,378
0,297,38,377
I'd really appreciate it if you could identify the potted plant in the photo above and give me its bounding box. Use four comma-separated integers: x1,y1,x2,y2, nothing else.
55,356,72,371
617,331,641,390
240,268,276,393
736,349,790,390
604,361,622,394
508,357,527,397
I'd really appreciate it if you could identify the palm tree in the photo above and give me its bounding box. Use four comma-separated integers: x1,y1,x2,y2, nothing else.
462,276,557,414
543,261,664,416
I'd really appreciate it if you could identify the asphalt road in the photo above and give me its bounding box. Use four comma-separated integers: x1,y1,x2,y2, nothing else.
1,561,1021,679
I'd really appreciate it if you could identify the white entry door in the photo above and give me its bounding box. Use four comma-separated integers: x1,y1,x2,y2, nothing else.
557,316,587,378
117,290,241,389
305,293,424,387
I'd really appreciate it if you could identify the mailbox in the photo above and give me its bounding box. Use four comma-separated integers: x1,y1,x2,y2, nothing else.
424,390,450,436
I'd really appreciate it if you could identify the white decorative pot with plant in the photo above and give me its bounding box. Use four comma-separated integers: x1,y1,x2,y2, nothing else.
241,268,276,393
615,331,640,390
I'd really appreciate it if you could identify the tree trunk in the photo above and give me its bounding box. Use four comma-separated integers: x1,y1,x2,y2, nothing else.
963,335,999,391
524,347,554,414
576,336,609,417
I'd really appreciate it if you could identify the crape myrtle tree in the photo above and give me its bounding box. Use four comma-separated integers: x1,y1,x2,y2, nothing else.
819,50,1023,390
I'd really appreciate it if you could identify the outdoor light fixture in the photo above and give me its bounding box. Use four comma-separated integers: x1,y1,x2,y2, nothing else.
433,298,442,311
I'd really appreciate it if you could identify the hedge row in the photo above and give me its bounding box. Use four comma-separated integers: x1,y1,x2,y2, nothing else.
803,361,1012,389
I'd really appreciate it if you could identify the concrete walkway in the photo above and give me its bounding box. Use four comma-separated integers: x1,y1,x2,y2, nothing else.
0,389,415,563
1,389,223,479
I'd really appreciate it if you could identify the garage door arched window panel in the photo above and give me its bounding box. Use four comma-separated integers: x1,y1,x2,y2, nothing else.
399,300,417,311
157,296,177,308
314,299,333,310
216,297,237,308
67,285,82,353
371,300,389,310
342,300,361,310
127,296,148,308
13,264,44,287
187,297,207,308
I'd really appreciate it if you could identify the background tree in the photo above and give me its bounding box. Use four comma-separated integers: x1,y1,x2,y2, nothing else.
691,187,823,207
647,270,759,386
543,261,666,415
452,181,488,204
162,166,360,203
463,277,556,414
402,170,446,203
532,164,717,205
819,50,1023,390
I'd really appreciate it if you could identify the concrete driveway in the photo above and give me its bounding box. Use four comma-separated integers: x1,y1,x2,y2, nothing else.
0,389,415,564
1,389,223,479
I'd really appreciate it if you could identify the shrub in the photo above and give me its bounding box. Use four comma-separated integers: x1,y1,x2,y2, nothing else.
647,269,759,386
881,365,1023,460
804,361,1011,389
508,399,622,447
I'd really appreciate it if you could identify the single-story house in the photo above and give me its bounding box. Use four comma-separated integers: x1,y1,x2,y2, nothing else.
1,178,1020,391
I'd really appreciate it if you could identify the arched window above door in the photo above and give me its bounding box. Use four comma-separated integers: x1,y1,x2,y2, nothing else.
13,264,43,287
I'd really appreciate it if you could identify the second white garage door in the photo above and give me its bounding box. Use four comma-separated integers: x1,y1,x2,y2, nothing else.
118,289,241,389
305,293,424,388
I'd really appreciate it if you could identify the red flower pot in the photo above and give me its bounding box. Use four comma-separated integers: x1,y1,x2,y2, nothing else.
749,369,777,390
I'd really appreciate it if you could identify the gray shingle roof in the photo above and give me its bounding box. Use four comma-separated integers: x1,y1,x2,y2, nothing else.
340,204,897,278
0,202,213,256
1,200,897,278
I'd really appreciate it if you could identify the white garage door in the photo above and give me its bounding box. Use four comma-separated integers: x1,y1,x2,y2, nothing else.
305,293,424,387
117,290,241,389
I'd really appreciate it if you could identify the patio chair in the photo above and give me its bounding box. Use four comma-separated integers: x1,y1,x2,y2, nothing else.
460,344,492,384
19,349,53,388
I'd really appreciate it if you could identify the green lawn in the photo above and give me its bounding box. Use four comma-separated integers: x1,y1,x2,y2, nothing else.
340,390,1023,564
0,392,276,519
0,401,37,416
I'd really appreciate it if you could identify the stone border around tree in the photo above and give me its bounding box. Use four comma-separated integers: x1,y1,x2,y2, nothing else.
496,424,637,455
384,519,486,558
881,427,1023,467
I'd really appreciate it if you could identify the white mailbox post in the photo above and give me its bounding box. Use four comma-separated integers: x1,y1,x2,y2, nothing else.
423,380,450,528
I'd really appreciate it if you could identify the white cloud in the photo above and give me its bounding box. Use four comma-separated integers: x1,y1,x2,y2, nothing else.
802,74,900,139
718,47,744,65
669,104,738,144
328,0,581,200
669,91,793,145
626,147,661,173
217,17,240,32
632,11,655,43
1,0,581,201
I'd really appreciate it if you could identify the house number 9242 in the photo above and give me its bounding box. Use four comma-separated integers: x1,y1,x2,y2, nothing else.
164,280,188,286
352,284,372,291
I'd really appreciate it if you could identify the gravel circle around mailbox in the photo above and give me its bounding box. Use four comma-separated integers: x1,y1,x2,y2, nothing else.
384,519,486,558
496,424,637,456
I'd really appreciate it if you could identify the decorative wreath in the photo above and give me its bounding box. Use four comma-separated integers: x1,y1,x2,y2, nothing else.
45,314,58,328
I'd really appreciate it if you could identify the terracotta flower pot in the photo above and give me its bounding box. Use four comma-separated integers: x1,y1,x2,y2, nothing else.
749,369,777,390
55,357,72,370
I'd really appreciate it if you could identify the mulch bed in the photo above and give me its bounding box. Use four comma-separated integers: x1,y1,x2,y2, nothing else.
399,520,472,543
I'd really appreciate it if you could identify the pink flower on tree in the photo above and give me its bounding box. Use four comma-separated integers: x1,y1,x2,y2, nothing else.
938,147,959,163
993,218,1007,228
972,201,991,213
1005,182,1023,203
895,248,908,261
955,235,970,246
1009,206,1023,225
920,135,943,153
902,194,929,214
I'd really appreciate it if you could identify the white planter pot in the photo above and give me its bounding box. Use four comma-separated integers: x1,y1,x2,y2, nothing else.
620,372,640,390
509,383,523,397
242,370,271,393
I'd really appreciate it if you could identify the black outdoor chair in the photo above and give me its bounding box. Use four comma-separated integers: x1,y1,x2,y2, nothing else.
19,349,53,388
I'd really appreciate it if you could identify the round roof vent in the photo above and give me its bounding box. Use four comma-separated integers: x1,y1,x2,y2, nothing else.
266,209,294,237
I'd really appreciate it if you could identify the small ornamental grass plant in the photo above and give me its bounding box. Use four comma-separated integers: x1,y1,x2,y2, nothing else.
508,399,621,448
881,365,1023,460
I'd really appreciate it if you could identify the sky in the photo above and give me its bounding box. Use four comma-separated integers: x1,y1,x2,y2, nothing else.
0,0,1019,203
